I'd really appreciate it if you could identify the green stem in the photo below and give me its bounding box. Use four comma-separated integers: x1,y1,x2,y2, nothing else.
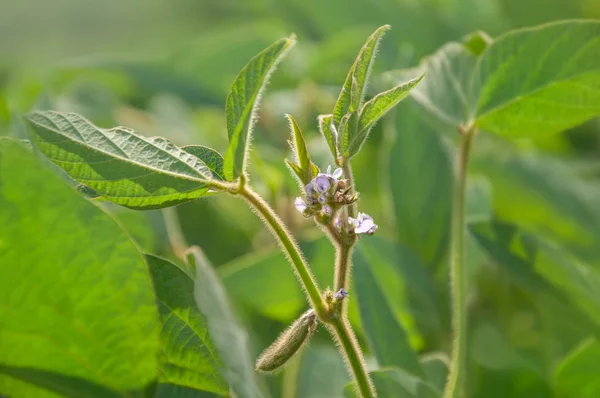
443,125,476,398
342,161,357,218
334,242,353,293
331,318,375,398
238,185,328,320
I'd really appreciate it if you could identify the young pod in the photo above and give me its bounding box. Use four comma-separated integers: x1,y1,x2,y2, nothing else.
256,309,317,373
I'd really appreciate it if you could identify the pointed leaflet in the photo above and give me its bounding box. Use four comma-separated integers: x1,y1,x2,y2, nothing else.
182,145,225,180
285,114,318,185
188,247,264,398
25,111,213,210
223,36,295,181
318,114,338,161
347,74,424,157
333,25,390,126
474,20,600,137
0,139,159,393
145,255,228,395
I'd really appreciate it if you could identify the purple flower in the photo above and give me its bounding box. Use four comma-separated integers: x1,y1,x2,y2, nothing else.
334,288,349,301
348,212,378,235
313,175,331,193
326,165,343,179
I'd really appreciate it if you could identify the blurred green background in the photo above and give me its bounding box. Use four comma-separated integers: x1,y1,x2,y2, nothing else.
2,0,600,397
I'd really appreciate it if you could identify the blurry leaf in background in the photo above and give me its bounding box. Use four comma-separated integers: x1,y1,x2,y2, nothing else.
224,35,295,180
354,248,423,376
25,111,214,210
0,139,159,394
343,368,440,398
554,337,600,398
420,353,449,394
146,255,228,396
471,323,537,371
188,247,265,398
294,344,350,398
471,137,600,259
389,105,452,269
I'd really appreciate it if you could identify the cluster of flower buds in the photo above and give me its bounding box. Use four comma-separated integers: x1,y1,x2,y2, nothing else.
294,166,377,236
294,166,358,220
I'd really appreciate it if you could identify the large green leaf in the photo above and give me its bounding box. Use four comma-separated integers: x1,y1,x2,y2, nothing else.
0,366,122,398
388,105,452,268
343,369,440,398
145,255,228,396
554,338,600,398
181,145,225,181
395,20,600,137
333,25,390,126
0,139,160,393
354,249,423,376
25,111,213,210
295,344,349,398
187,248,264,398
474,20,600,137
223,36,295,180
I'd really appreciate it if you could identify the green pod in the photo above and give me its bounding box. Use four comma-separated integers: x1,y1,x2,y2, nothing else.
256,309,317,373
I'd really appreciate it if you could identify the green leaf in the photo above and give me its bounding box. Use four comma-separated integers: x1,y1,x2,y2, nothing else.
223,35,295,181
145,255,228,395
285,114,318,185
318,114,338,162
387,43,477,130
0,139,160,393
471,323,536,371
420,354,449,394
354,249,423,376
182,145,225,180
348,74,424,157
187,247,264,398
474,20,600,137
400,20,600,137
338,111,359,156
25,111,213,210
295,344,350,398
389,105,452,268
343,369,440,398
333,25,390,127
0,366,123,398
554,338,600,398
470,221,600,327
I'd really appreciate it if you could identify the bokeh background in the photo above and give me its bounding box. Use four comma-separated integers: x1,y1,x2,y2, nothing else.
2,0,600,397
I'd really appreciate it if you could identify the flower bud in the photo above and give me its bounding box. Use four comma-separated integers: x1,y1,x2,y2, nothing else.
256,310,317,373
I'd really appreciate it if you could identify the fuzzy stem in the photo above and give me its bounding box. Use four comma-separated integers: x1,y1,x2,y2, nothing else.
331,317,375,398
334,242,354,293
342,161,357,219
443,125,476,398
238,185,328,321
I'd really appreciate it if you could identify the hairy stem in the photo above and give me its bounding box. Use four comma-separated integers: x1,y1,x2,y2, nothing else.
238,185,328,320
342,161,357,218
331,317,375,398
334,242,354,293
443,125,476,398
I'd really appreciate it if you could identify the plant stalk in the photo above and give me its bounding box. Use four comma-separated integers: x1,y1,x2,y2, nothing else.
443,125,476,398
334,242,353,294
238,185,328,321
331,317,376,398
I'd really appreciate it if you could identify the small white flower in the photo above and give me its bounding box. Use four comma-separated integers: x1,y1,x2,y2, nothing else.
348,212,378,235
326,165,343,179
294,197,307,213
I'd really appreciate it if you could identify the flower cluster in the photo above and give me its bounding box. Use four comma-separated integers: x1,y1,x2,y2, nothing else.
294,166,377,235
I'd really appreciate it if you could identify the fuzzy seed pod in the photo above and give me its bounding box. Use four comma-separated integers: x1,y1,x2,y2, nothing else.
256,309,317,373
